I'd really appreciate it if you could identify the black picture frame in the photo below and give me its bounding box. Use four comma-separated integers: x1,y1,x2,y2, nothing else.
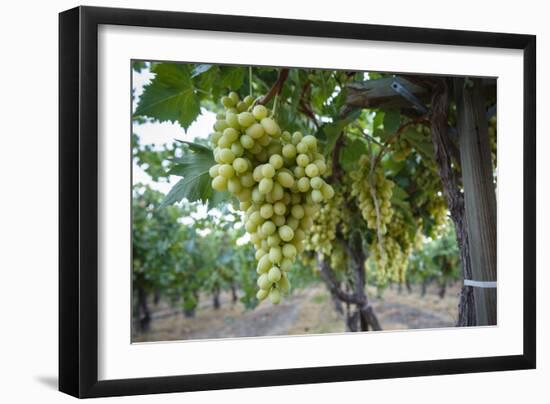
59,5,536,398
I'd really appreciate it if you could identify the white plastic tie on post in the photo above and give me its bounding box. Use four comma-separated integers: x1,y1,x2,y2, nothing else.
463,279,497,288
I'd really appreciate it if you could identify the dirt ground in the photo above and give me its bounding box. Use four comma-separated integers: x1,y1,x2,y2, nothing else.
133,282,461,343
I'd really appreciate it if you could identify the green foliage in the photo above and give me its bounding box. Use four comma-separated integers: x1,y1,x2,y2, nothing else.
135,63,201,130
162,141,230,208
132,62,466,316
383,109,401,134
132,184,260,313
219,67,245,90
407,226,461,284
317,109,361,156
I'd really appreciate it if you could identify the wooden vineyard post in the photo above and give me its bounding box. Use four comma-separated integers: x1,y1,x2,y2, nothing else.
454,78,497,326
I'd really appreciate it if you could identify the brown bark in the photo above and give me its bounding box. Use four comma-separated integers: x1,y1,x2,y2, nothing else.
230,283,238,304
212,287,221,310
137,285,151,332
317,238,382,332
428,78,476,327
258,69,289,105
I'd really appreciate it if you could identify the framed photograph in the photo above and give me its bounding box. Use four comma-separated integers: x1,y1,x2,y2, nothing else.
59,6,536,398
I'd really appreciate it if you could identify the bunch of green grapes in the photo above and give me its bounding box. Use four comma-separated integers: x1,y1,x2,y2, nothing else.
413,225,425,250
208,91,334,304
368,237,408,285
365,212,416,285
350,155,394,235
304,188,346,258
411,164,448,232
426,195,448,237
393,138,413,162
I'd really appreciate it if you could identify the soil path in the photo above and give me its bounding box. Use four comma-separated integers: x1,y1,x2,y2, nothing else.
134,284,460,343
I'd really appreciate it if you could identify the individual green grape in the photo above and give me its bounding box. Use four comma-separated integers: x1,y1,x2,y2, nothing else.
259,178,274,194
305,163,319,178
240,134,254,149
211,176,227,191
296,154,310,167
278,274,290,293
269,246,282,264
209,164,220,178
291,131,303,145
257,273,271,290
232,157,248,174
228,91,239,105
219,148,235,164
273,201,286,216
261,163,275,178
268,266,282,283
238,112,255,128
227,177,242,194
282,243,297,258
261,220,276,236
223,127,239,143
226,111,240,129
269,288,281,304
260,203,274,219
221,96,234,108
282,144,297,159
257,255,272,274
256,289,269,301
269,154,284,170
252,105,268,120
267,233,280,247
310,177,323,190
218,164,235,178
311,190,323,203
261,117,281,136
276,172,294,188
297,142,308,154
247,123,265,139
278,225,294,242
236,101,248,112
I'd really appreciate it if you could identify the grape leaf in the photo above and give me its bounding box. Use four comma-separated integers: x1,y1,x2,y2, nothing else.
219,67,245,91
160,174,209,208
178,89,201,130
208,189,231,210
135,63,201,130
340,138,367,171
196,65,219,95
402,127,435,160
317,109,361,155
383,109,401,134
162,142,229,208
373,110,385,129
174,140,212,153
